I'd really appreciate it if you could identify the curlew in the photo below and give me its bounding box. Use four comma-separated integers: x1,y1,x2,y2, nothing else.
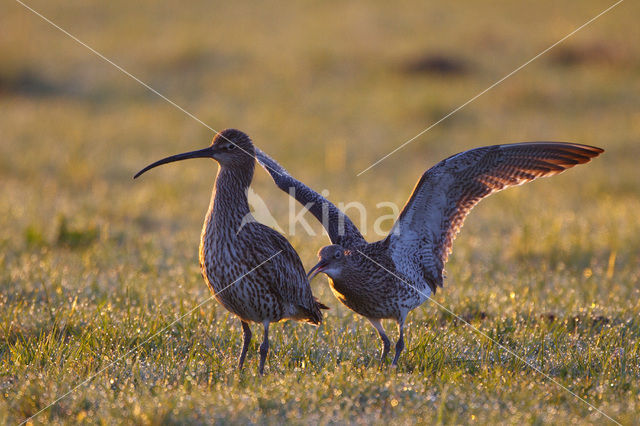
135,129,328,375
256,142,603,366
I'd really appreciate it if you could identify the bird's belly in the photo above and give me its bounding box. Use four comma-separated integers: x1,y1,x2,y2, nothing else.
200,243,284,323
329,278,397,320
329,274,427,320
206,272,284,323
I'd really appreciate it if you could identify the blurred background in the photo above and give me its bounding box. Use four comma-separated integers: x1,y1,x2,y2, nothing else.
1,0,639,423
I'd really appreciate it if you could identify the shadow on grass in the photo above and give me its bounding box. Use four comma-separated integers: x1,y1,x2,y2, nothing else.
0,69,74,98
400,52,472,76
548,41,631,68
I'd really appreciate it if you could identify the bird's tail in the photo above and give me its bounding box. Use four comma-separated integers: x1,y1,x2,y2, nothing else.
298,299,329,325
316,298,330,310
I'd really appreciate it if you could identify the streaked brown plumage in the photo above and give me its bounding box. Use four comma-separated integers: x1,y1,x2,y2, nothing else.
135,129,327,375
257,142,603,366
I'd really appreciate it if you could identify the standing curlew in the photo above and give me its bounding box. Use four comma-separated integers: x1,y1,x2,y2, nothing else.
256,142,603,366
134,129,328,375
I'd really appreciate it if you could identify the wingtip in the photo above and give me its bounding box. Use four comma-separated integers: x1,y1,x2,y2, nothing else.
582,145,604,156
317,302,330,310
562,144,605,165
527,142,604,166
564,143,605,157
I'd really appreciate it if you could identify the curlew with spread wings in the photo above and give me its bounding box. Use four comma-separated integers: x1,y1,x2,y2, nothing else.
257,142,603,366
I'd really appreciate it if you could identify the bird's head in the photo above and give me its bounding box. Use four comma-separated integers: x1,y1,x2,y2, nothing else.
134,128,255,178
307,244,349,281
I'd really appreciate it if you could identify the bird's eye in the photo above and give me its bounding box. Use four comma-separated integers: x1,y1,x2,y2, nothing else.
334,252,341,259
226,144,236,151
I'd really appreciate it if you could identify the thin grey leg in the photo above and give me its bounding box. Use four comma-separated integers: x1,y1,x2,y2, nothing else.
258,321,270,375
392,319,405,366
238,321,252,370
368,318,390,367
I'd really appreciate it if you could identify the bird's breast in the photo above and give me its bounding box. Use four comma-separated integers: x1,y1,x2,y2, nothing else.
328,277,349,304
199,220,238,287
328,277,373,314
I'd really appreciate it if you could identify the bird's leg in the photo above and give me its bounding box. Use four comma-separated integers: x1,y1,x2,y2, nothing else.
238,320,252,371
392,319,405,367
368,318,390,368
258,321,270,375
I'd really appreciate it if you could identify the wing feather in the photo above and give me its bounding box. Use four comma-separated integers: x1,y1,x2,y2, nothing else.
387,142,603,292
256,148,367,248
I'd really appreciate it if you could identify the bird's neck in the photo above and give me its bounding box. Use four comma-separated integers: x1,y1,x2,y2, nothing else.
209,164,253,232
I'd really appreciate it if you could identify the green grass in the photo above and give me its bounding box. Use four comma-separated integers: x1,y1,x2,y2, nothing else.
1,0,640,424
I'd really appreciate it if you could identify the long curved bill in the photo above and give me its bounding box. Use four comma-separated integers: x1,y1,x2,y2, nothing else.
307,260,328,281
134,146,215,179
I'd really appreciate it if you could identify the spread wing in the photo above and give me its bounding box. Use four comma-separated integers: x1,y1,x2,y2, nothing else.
255,148,367,248
387,142,603,292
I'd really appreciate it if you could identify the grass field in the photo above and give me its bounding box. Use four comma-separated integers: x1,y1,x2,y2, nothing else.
1,0,640,424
